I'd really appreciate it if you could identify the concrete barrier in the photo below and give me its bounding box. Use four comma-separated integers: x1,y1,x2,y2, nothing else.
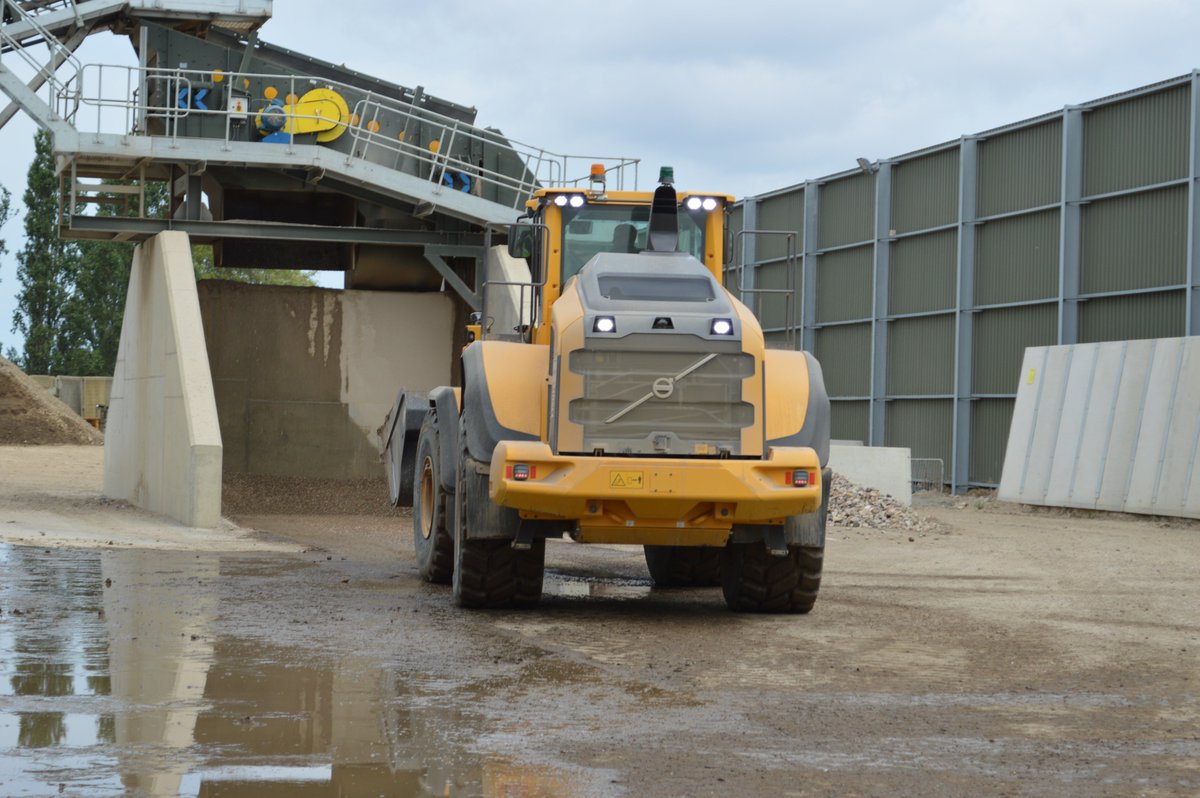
999,338,1200,519
104,232,223,528
829,444,913,505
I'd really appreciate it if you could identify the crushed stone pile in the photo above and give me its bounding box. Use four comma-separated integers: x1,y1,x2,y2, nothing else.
0,356,104,446
828,472,946,534
222,473,404,517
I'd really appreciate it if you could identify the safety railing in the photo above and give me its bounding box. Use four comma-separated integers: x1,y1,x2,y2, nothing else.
732,229,799,350
911,458,945,492
0,0,84,111
57,62,640,211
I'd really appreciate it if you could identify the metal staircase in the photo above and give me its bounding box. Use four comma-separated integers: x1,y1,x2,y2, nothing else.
0,0,639,305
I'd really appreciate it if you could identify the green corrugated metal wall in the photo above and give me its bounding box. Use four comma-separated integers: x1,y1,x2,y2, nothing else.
1079,291,1185,343
831,401,869,443
734,73,1197,488
969,399,1015,484
814,323,871,396
977,120,1062,217
972,304,1058,394
818,174,875,247
1083,85,1189,196
756,189,804,262
886,400,953,467
891,149,959,233
1080,185,1187,294
887,314,955,395
890,230,957,314
975,209,1060,305
816,247,873,322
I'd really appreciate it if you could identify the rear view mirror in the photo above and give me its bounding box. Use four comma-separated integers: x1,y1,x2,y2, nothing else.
507,224,535,259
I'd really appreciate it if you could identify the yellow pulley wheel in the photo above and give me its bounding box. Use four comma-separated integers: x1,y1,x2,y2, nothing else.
283,87,351,143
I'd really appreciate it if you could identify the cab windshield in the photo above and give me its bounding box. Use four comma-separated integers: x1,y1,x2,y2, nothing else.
560,203,706,284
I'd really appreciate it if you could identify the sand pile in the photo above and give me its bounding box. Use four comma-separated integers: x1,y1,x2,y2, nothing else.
222,472,403,517
0,357,104,446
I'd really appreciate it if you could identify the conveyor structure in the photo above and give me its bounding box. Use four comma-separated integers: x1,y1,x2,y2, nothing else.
0,0,639,301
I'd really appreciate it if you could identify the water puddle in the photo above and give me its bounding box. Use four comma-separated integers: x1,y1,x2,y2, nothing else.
0,545,587,797
543,570,654,600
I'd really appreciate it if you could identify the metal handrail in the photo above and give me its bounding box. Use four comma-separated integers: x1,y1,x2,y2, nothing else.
58,62,640,210
733,229,799,350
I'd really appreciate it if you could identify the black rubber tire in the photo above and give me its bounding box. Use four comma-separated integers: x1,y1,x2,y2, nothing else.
643,545,722,587
451,422,544,609
720,542,824,614
412,414,454,584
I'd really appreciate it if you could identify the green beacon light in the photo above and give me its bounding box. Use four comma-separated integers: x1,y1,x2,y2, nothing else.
658,165,674,186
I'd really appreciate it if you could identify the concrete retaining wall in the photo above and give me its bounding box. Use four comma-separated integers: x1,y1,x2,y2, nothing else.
999,338,1200,519
104,232,223,528
30,375,112,422
199,281,454,479
829,444,913,505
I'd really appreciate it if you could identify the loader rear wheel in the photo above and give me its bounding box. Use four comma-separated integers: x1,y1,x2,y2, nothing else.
451,448,544,609
412,415,453,584
720,542,823,614
643,545,722,587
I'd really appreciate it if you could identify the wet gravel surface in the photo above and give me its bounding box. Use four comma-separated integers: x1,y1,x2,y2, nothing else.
2,459,1199,796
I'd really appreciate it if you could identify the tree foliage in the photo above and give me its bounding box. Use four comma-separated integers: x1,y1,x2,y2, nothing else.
11,130,77,375
193,245,317,287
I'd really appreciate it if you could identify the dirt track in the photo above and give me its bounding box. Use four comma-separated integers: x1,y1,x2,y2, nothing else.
1,445,1198,797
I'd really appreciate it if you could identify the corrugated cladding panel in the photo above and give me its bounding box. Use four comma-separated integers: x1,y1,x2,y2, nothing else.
887,313,955,395
818,173,875,248
753,260,801,330
816,245,873,322
814,323,871,396
977,119,1062,217
890,148,960,234
889,229,957,315
972,303,1058,394
974,208,1060,305
1080,185,1187,294
1083,84,1189,196
831,400,869,443
969,398,1015,485
885,399,953,467
756,188,805,262
1078,291,1185,343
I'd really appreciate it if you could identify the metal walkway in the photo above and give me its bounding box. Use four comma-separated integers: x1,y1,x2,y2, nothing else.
0,0,639,303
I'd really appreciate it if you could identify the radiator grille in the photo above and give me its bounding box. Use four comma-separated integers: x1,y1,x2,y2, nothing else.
566,340,754,455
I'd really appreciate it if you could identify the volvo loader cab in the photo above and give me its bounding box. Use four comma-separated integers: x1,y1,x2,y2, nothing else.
382,167,832,612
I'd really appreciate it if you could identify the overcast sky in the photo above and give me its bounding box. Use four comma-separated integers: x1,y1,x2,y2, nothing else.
2,0,1200,355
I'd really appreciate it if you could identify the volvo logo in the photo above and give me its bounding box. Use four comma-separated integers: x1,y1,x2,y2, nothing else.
652,377,674,399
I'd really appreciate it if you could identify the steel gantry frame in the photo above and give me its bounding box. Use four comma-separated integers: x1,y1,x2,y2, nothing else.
731,70,1200,492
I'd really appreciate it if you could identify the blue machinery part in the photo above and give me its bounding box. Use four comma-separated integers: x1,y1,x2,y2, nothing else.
441,171,472,193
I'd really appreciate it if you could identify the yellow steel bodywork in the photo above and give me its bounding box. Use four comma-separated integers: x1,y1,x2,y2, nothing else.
763,348,812,441
527,188,733,347
283,88,351,142
478,340,547,438
489,441,821,545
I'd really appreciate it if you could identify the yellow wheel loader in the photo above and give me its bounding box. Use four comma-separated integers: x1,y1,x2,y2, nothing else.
382,167,831,612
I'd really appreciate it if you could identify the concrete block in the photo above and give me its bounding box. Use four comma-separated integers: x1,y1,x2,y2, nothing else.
104,232,223,528
999,337,1200,519
56,376,83,415
829,444,912,505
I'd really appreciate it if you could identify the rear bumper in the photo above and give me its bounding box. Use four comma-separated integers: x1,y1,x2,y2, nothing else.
489,441,822,545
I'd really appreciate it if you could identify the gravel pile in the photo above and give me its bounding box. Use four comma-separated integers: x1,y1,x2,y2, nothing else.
222,472,404,517
829,472,946,534
0,356,104,446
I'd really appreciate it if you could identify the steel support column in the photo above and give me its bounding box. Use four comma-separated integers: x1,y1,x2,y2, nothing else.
868,164,891,447
952,139,979,493
1058,107,1084,344
801,182,819,353
1188,71,1200,334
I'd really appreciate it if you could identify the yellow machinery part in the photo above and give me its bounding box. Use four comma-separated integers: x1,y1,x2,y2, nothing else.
283,88,350,143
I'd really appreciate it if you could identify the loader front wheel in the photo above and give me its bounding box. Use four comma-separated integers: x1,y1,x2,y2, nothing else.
644,545,722,587
451,449,545,609
412,414,454,584
720,542,823,614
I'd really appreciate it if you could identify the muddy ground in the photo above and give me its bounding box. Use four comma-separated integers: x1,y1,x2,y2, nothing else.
1,446,1198,797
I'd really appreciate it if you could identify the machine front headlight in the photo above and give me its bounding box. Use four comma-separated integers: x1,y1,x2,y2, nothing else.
710,318,734,336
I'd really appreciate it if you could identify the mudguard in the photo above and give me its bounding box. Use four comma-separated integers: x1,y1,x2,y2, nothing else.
427,386,461,495
730,466,833,548
460,341,541,465
382,390,430,507
767,351,831,467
